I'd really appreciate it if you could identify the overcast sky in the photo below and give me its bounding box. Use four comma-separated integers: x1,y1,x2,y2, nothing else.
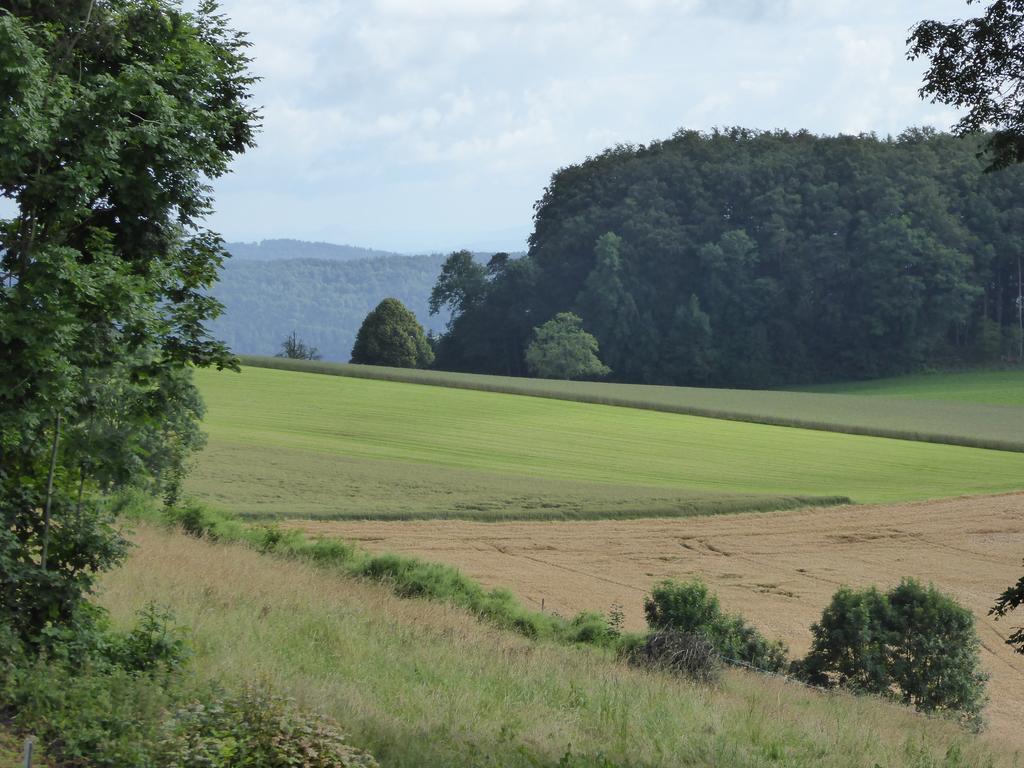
204,0,969,254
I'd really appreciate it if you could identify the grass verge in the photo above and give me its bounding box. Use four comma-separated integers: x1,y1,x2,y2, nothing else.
141,498,629,649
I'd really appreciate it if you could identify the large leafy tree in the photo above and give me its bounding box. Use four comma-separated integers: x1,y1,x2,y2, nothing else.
0,0,257,643
428,250,488,321
909,0,1024,170
350,298,434,369
801,580,988,730
524,312,610,380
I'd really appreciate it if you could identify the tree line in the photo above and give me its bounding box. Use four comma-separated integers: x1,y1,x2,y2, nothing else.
431,128,1024,387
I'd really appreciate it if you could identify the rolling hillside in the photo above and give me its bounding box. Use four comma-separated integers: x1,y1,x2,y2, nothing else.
239,356,1024,452
99,524,1018,768
187,366,1024,520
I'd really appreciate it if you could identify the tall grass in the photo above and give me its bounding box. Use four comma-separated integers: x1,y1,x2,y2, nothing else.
239,355,1024,453
98,523,1019,768
145,499,628,649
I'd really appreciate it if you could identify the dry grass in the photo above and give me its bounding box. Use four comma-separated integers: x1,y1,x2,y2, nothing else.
99,525,1017,768
286,492,1024,747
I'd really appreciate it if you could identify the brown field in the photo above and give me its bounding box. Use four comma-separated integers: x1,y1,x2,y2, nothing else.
287,493,1024,744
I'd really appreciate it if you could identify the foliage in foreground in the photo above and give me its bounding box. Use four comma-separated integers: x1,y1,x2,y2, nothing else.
0,0,256,648
797,581,988,729
991,560,1024,655
909,0,1024,171
159,687,378,768
0,604,377,767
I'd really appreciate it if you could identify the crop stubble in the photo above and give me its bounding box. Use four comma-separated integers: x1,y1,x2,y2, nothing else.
287,493,1024,744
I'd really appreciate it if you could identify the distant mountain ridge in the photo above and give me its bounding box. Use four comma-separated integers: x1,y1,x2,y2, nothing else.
210,252,450,362
226,239,407,261
225,239,523,263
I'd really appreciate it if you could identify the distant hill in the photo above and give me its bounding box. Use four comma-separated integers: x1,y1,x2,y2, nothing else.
226,239,407,262
209,254,450,361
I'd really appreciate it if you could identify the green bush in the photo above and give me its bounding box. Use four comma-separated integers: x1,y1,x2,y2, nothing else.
108,603,191,675
158,687,378,768
0,602,380,767
7,659,172,767
0,607,185,768
643,579,787,672
800,580,988,729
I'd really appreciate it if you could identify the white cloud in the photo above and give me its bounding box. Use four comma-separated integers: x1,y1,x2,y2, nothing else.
203,0,972,252
373,0,529,18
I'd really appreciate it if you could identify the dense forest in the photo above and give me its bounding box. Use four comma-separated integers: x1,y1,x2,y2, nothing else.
434,129,1024,387
210,255,449,360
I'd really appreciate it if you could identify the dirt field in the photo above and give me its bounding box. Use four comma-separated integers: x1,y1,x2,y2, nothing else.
287,493,1024,745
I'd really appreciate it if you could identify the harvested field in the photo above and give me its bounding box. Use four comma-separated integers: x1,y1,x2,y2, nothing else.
287,493,1024,744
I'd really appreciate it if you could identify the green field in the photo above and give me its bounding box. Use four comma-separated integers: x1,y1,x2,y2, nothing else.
188,366,1024,520
799,368,1024,406
240,356,1024,452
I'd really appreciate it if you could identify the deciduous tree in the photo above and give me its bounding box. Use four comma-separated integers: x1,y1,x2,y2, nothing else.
351,298,434,368
909,0,1024,170
276,331,321,360
524,312,610,380
0,0,257,643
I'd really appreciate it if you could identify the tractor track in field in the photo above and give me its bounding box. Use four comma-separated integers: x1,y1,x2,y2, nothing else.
285,492,1024,745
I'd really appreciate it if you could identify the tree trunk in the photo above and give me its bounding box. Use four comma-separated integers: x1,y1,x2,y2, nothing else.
40,413,62,571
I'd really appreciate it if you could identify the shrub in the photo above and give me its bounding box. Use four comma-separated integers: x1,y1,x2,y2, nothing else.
9,660,172,767
158,687,378,768
108,603,191,675
800,579,988,729
643,579,788,672
628,631,721,684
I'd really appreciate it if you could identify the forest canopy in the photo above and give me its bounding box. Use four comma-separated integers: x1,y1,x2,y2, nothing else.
433,128,1024,387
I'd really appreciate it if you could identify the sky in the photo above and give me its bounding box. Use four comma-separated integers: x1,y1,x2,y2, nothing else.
202,0,969,254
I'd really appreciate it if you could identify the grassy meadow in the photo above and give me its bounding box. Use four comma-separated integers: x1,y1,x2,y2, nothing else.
798,368,1024,405
240,355,1024,452
98,525,1018,768
187,365,1024,520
